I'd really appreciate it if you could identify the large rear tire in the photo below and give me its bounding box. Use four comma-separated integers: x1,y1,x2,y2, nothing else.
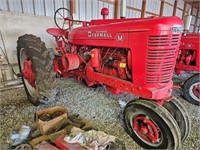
17,34,56,106
183,74,200,105
123,99,181,149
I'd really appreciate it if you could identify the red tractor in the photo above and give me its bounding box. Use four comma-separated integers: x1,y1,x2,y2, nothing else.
175,33,200,105
17,8,190,149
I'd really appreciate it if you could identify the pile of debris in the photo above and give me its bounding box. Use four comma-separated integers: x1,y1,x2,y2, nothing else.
9,106,125,150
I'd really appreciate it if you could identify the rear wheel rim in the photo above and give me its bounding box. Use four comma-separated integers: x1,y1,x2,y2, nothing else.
129,112,163,147
20,48,37,98
189,82,200,102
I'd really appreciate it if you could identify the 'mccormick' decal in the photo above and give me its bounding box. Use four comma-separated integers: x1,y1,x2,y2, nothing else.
88,31,112,38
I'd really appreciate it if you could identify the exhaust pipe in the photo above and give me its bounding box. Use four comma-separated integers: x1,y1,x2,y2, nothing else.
183,9,192,32
120,0,126,19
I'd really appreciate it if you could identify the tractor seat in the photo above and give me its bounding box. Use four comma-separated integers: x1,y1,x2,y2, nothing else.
46,28,67,37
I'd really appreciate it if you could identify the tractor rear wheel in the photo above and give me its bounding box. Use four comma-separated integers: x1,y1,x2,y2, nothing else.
183,74,200,105
17,34,56,106
163,97,191,142
123,99,181,149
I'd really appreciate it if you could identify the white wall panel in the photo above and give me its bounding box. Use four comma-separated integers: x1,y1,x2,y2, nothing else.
197,19,200,32
85,0,92,21
22,0,34,14
127,0,131,8
146,0,161,15
98,1,104,18
0,0,69,17
103,1,109,8
44,0,54,17
126,8,129,18
126,0,141,18
133,11,141,18
126,8,130,18
163,4,173,16
0,0,8,11
176,9,182,18
78,0,86,20
75,0,115,21
191,15,195,25
126,8,141,18
192,8,197,16
54,0,65,10
91,0,99,19
108,3,114,19
177,0,184,9
34,0,45,16
127,0,142,9
165,0,175,4
9,0,23,13
198,19,200,27
189,25,194,32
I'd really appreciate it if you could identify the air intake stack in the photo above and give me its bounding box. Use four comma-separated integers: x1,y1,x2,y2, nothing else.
120,0,127,19
183,9,192,32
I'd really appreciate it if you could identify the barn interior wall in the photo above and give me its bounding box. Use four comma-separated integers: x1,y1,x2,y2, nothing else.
0,11,59,82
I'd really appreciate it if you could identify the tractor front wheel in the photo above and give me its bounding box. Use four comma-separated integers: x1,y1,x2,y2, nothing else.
17,34,56,106
163,97,191,142
123,99,181,149
183,74,200,105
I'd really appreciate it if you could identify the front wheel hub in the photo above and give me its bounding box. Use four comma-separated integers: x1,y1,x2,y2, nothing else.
133,116,159,144
190,82,200,101
22,58,35,88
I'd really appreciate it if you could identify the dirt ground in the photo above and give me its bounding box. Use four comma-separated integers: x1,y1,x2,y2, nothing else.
0,74,199,149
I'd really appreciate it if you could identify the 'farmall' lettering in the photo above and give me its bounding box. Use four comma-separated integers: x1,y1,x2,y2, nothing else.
88,31,112,38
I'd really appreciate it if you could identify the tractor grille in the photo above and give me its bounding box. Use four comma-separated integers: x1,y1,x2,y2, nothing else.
146,35,180,84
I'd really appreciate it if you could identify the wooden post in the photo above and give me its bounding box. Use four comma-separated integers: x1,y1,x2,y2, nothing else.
70,0,76,15
173,0,178,16
141,0,146,18
194,8,199,32
160,0,165,16
191,3,194,15
114,0,120,19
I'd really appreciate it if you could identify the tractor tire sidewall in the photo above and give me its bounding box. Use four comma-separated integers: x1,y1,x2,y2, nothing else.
123,100,181,149
163,97,191,142
17,34,55,106
183,74,200,105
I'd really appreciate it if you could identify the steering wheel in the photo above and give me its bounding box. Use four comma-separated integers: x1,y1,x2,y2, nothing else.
54,8,73,30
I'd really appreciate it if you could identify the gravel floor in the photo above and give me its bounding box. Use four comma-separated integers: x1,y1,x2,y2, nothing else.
0,73,199,150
